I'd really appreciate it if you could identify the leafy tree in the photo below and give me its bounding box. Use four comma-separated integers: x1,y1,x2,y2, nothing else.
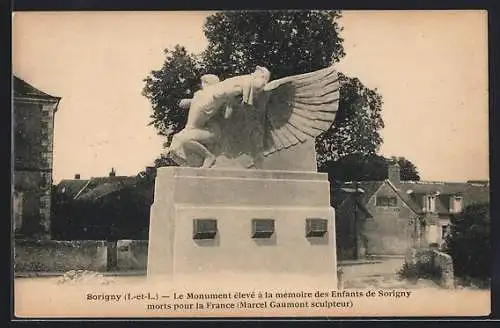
444,203,490,280
142,11,385,166
142,45,203,141
153,154,178,168
202,11,345,79
319,153,386,182
395,156,420,181
319,154,420,182
316,74,384,165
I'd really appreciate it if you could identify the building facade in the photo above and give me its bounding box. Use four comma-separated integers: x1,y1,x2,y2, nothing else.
334,164,489,260
13,76,61,239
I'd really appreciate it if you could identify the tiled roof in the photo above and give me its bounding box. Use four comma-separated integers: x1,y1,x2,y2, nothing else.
389,183,422,213
398,180,489,214
340,181,384,205
343,180,422,214
399,181,472,195
56,176,141,201
56,179,91,198
13,76,60,100
55,168,157,204
75,176,138,201
335,179,490,215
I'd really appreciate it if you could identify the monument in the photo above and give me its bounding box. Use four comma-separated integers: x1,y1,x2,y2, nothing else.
147,65,340,286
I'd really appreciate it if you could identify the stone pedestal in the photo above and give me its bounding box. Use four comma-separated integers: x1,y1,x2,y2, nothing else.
147,167,337,285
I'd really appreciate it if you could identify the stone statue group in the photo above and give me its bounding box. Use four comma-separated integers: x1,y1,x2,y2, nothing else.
164,65,340,169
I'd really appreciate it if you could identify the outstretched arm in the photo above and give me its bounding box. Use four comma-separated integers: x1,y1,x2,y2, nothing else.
179,98,192,109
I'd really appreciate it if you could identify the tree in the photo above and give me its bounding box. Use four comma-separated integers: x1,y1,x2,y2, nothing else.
142,11,385,166
153,155,178,168
142,45,203,142
202,11,345,79
319,153,386,182
444,203,490,280
316,74,384,164
395,156,420,181
319,154,420,182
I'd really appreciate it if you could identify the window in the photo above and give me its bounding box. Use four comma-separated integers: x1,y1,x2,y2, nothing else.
192,219,217,240
450,196,463,213
251,219,275,238
376,196,397,207
425,195,436,212
306,218,328,237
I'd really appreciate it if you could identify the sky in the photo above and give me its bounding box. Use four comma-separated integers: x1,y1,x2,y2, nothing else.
12,10,489,183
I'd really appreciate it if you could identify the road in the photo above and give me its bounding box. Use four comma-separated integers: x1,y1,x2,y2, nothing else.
339,257,427,289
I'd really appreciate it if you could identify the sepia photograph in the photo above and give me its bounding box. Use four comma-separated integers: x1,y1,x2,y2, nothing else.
12,10,490,318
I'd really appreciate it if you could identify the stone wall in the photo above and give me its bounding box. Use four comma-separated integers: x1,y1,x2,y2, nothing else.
14,240,108,272
14,239,149,273
13,171,51,238
404,248,454,288
14,100,57,239
433,250,454,289
14,102,44,170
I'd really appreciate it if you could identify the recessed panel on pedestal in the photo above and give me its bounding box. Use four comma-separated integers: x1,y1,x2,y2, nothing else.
251,218,275,239
306,218,328,237
193,218,218,240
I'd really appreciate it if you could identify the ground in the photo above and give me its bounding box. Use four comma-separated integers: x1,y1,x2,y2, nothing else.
340,257,408,288
13,261,491,318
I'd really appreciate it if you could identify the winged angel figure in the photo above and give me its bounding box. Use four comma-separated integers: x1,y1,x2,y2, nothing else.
164,65,340,169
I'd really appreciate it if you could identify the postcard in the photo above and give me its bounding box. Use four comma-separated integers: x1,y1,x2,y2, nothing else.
12,10,490,318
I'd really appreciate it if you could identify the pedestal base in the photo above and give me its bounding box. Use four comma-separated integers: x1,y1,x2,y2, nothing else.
147,167,337,286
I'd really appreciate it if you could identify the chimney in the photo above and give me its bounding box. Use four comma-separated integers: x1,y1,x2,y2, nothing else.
74,174,80,180
109,168,116,177
388,162,400,184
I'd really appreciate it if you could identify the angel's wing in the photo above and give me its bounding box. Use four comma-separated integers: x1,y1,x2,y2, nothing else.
262,66,340,156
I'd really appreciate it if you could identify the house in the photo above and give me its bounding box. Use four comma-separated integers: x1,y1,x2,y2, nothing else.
334,163,490,260
13,76,61,239
51,167,156,240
